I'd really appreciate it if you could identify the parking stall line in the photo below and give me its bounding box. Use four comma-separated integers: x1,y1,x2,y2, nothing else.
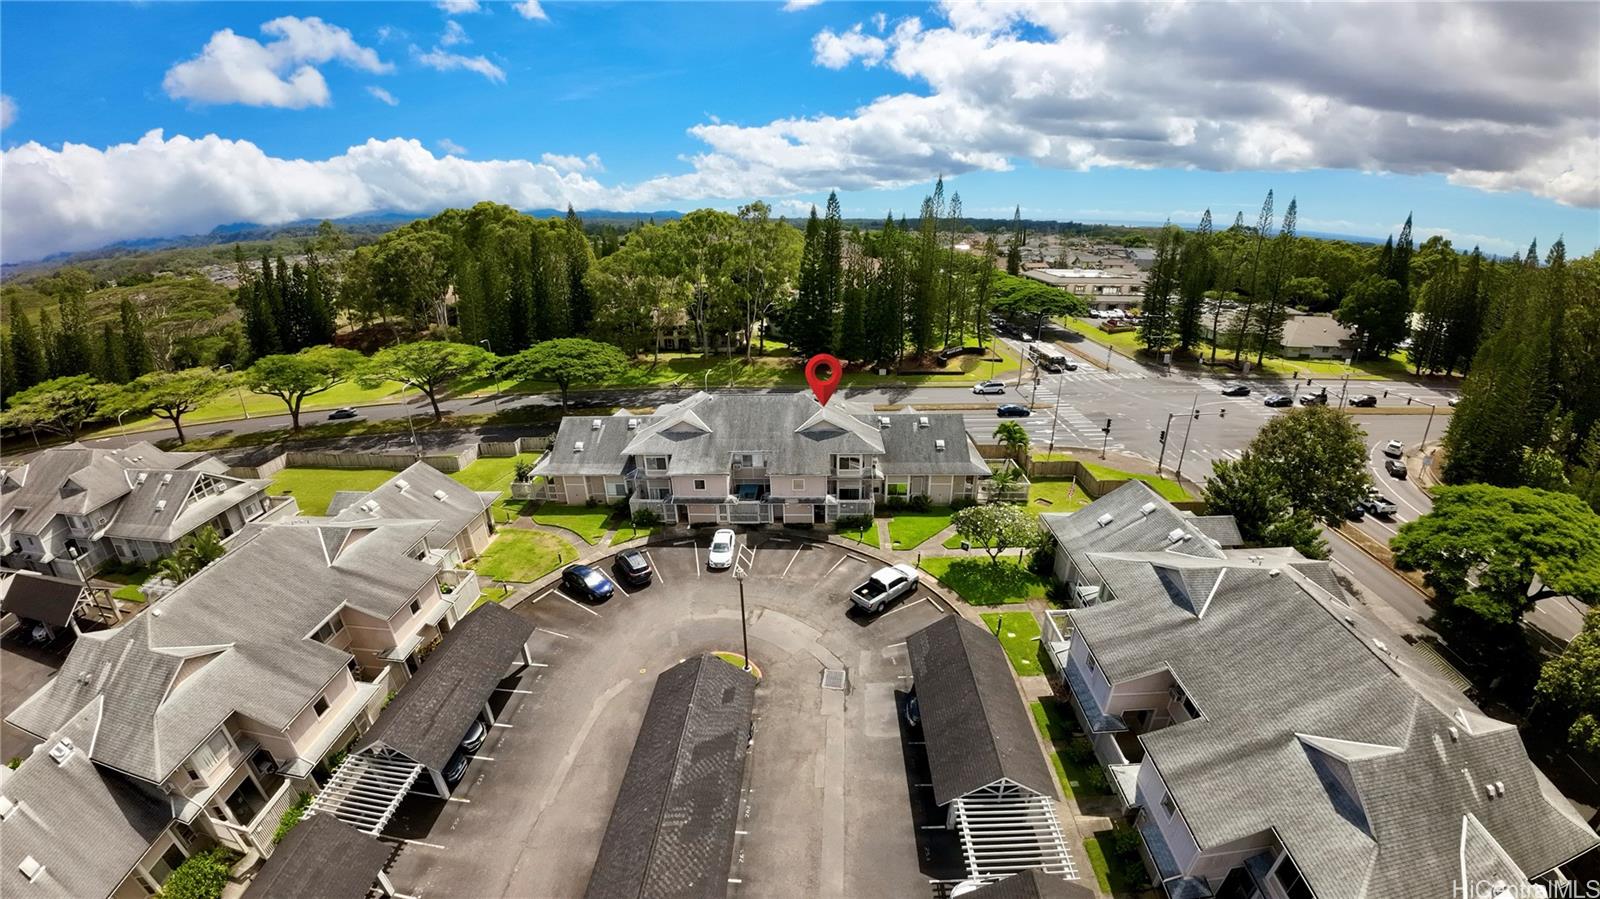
781,547,803,578
875,596,929,618
529,590,557,604
644,551,664,582
694,542,702,575
495,687,536,693
491,722,514,728
562,595,601,616
824,555,848,577
467,756,495,762
612,581,632,598
537,627,571,639
446,797,472,804
387,838,447,851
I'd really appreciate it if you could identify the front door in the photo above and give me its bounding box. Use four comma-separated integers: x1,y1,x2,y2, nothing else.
223,776,268,825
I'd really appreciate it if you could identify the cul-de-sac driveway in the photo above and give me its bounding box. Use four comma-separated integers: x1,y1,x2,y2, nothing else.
382,533,967,899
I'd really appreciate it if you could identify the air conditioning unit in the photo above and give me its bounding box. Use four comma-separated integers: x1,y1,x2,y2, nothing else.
48,737,74,766
155,500,167,513
136,472,148,484
878,416,891,428
161,473,173,485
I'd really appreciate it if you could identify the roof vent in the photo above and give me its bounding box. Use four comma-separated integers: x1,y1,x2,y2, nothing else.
935,439,946,452
591,419,603,430
1268,568,1280,577
1095,513,1114,528
917,416,930,429
627,418,639,430
136,472,148,484
1447,726,1460,742
433,489,448,501
1484,783,1495,799
155,500,167,513
47,737,74,766
151,608,163,617
573,441,585,453
395,478,410,492
18,855,43,882
1139,501,1157,516
1166,528,1185,543
1495,781,1505,796
161,473,173,485
0,796,16,820
878,416,891,428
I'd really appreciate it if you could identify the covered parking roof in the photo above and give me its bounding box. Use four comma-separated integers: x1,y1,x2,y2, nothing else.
906,616,1055,806
0,571,85,628
584,654,756,899
243,814,393,899
355,602,535,771
963,869,1097,898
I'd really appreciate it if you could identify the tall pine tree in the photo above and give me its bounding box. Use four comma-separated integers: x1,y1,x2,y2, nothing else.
7,299,47,392
119,299,155,377
1175,209,1212,351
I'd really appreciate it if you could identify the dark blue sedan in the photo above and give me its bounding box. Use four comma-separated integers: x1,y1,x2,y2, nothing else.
561,564,616,602
996,404,1032,417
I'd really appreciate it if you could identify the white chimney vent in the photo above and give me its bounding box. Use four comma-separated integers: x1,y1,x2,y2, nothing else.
0,796,16,820
1140,502,1157,516
1494,781,1505,796
591,419,603,430
878,416,891,428
155,500,167,513
136,472,148,484
1484,783,1495,799
1268,568,1281,577
627,418,639,430
1166,528,1185,543
47,737,74,766
18,855,43,882
573,441,585,453
935,439,946,452
433,489,448,501
1447,726,1460,742
395,479,410,492
918,416,930,429
151,608,163,618
1095,513,1114,528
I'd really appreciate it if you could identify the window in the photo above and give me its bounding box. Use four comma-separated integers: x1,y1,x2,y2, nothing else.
732,453,756,468
645,456,668,472
1271,853,1314,899
409,598,423,616
189,729,232,774
311,616,344,643
836,455,862,472
887,481,908,496
693,479,706,491
1159,790,1176,817
313,696,329,717
607,482,628,498
837,486,862,500
146,843,188,886
792,479,806,492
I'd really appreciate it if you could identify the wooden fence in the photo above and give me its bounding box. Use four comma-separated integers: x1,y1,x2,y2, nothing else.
227,436,552,479
973,444,1205,513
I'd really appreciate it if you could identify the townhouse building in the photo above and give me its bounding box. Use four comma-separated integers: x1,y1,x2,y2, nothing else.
1040,483,1598,899
531,392,994,526
0,500,491,898
0,442,272,581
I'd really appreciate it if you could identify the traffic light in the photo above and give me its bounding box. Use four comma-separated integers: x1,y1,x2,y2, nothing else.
1193,409,1201,419
1102,419,1112,433
1407,396,1414,405
1383,389,1389,398
1219,407,1226,418
1159,430,1167,443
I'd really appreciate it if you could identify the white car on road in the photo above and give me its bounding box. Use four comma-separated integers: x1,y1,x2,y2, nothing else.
1382,440,1405,458
971,380,1006,395
707,528,736,570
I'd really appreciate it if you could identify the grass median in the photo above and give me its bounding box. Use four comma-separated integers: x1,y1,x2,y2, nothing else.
917,556,1048,605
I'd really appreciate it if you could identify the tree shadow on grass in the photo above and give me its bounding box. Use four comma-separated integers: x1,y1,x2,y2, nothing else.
933,558,1044,605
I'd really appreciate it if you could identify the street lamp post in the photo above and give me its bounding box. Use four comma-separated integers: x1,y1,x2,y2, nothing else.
1156,411,1175,475
1173,392,1201,482
478,340,501,410
218,364,250,419
1100,418,1112,460
115,410,131,441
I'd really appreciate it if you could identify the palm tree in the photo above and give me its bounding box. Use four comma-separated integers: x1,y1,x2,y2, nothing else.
156,526,227,584
985,466,1022,504
993,420,1030,464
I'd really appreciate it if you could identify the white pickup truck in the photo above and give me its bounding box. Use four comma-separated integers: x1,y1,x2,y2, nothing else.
1363,490,1398,517
850,564,921,613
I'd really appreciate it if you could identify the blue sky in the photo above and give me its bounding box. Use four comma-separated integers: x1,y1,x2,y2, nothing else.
2,1,1596,261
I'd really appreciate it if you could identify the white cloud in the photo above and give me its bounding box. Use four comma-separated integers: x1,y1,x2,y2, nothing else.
163,16,392,109
772,2,1599,207
436,0,480,13
872,12,886,32
513,1,548,21
783,0,823,10
367,86,399,106
540,152,604,173
0,130,632,261
440,20,470,46
415,46,505,83
437,138,469,156
0,95,16,130
812,23,888,69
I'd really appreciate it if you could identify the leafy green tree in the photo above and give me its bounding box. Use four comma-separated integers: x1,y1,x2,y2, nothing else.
0,375,118,440
125,368,231,444
7,298,47,392
1392,486,1600,626
157,526,228,584
1535,609,1600,753
992,420,1030,462
1247,405,1370,523
1202,454,1327,558
242,346,363,432
952,502,1040,563
118,298,155,377
586,240,692,363
1336,275,1410,359
505,338,630,409
361,341,494,421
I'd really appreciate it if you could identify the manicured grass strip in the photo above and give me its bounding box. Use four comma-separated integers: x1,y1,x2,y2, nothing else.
112,583,146,603
980,612,1043,676
1060,317,1144,355
1083,834,1113,894
941,532,967,550
529,503,615,545
1030,699,1111,800
468,583,516,611
1075,459,1192,502
449,454,540,497
917,556,1048,605
838,521,880,548
1025,477,1091,516
471,530,575,583
1084,827,1152,893
610,526,664,545
268,467,397,516
886,508,954,549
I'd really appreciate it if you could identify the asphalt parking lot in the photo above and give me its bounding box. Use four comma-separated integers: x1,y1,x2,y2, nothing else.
382,533,964,899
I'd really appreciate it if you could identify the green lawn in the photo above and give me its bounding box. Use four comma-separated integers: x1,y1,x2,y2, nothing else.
1084,827,1151,894
980,612,1043,676
97,560,160,604
1060,317,1144,356
886,508,954,549
917,556,1049,605
449,454,539,498
1075,459,1193,502
1030,699,1111,801
268,467,398,516
1024,478,1091,516
468,583,516,610
529,503,615,545
86,379,408,440
1061,316,1413,382
610,525,664,545
837,520,881,548
471,530,575,583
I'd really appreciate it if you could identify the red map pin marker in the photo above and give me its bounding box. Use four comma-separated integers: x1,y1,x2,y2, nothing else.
804,353,843,407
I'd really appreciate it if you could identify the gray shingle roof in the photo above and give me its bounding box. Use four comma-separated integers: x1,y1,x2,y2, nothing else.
963,869,1097,899
243,813,393,899
0,699,173,899
331,461,497,548
355,602,535,771
6,519,441,783
536,392,989,480
0,570,85,627
1180,514,1243,548
584,655,756,899
906,616,1056,806
1040,482,1228,592
2,442,206,537
101,469,267,542
1061,496,1598,898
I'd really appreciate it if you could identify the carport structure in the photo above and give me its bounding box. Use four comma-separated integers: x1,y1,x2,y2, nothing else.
907,617,1077,883
584,654,757,899
0,569,118,638
306,603,536,834
243,813,399,899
